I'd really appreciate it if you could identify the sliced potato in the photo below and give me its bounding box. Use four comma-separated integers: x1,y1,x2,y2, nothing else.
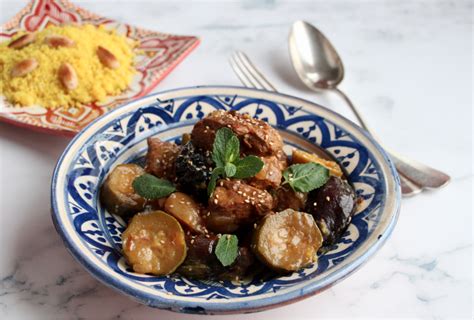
164,192,206,234
252,209,323,272
292,149,343,178
100,164,146,216
122,210,187,275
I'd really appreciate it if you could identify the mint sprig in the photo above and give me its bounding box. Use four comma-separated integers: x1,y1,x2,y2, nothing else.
215,234,239,267
207,128,264,195
132,173,176,199
282,163,330,193
233,156,264,179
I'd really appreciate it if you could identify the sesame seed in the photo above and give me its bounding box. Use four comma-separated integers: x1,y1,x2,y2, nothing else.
326,196,331,202
214,199,218,205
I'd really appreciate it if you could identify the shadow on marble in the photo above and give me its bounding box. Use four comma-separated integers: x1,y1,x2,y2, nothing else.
268,48,312,92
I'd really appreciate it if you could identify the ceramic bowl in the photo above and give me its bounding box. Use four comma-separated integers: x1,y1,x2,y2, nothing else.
51,86,401,314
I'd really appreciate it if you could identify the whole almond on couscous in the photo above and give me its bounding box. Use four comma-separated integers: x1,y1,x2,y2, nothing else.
0,24,137,109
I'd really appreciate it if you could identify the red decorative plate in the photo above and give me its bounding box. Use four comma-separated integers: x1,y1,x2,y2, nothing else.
0,0,199,136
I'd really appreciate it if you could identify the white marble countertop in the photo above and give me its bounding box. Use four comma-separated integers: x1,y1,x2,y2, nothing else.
0,0,472,319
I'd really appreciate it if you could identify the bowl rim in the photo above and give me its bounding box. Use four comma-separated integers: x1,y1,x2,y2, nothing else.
50,85,401,314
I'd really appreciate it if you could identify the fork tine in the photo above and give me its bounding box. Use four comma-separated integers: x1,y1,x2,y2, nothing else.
235,51,277,92
231,51,268,91
229,55,254,88
231,52,266,90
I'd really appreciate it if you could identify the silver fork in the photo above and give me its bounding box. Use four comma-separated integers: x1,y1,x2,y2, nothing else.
229,51,423,197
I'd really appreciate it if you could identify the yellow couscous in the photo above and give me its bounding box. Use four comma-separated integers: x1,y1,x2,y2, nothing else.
0,24,137,109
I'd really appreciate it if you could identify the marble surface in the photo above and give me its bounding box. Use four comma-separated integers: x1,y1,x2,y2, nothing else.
0,0,472,319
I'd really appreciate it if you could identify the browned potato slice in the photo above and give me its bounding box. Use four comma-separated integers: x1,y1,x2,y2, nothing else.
122,211,187,275
249,155,285,189
164,192,206,234
100,164,146,216
252,209,323,272
292,149,343,178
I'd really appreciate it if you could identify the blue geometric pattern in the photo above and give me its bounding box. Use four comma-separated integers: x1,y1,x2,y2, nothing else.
52,88,400,314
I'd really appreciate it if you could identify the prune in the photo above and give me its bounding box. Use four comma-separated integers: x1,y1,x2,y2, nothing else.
177,234,255,280
305,176,356,247
175,142,214,200
176,235,218,279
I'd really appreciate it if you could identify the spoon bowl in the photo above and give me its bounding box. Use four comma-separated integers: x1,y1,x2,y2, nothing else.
289,21,344,90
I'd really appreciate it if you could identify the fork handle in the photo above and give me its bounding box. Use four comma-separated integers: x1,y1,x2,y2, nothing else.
332,88,450,190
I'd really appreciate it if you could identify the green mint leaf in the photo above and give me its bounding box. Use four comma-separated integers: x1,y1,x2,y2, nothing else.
225,135,240,164
207,167,224,196
132,174,176,199
282,163,330,193
224,162,237,177
215,234,239,267
233,155,264,179
212,127,235,168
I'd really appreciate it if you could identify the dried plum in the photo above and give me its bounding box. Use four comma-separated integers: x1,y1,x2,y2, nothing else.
177,235,255,280
175,142,214,200
305,176,356,247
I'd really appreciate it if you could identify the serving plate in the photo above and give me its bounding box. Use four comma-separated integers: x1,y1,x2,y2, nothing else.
0,0,199,136
51,86,401,314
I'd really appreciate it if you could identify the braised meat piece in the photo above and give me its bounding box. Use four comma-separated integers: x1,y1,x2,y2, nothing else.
305,176,357,247
145,137,180,180
249,155,286,189
191,110,284,157
206,179,274,233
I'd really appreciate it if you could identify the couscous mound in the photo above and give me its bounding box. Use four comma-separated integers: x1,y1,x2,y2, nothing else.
0,24,137,108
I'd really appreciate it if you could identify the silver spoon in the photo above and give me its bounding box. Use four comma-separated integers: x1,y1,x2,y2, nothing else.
288,20,450,196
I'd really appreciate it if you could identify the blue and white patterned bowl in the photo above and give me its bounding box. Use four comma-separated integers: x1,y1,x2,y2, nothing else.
51,86,401,314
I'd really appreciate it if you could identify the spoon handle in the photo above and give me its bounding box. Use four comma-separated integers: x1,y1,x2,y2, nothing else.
332,88,451,190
